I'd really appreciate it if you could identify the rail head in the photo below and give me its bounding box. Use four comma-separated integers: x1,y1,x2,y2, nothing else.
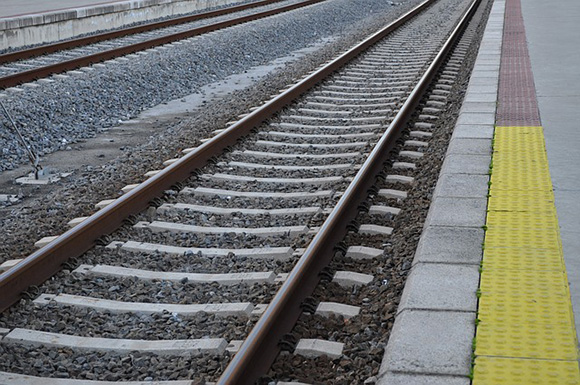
0,0,429,313
216,0,482,382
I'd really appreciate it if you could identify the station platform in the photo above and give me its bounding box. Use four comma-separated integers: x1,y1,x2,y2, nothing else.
378,0,580,383
0,0,239,50
0,0,128,18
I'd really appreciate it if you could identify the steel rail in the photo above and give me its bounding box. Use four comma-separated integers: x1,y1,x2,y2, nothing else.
0,0,298,64
216,0,482,382
0,0,324,89
0,0,432,313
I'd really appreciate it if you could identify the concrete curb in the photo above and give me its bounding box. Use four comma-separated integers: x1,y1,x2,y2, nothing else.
376,0,505,383
1,0,241,50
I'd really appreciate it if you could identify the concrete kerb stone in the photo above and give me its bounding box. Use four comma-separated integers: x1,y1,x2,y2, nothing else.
456,111,496,125
447,138,492,155
440,154,491,174
378,310,475,376
434,174,489,198
398,264,480,313
425,197,487,227
375,0,504,381
459,101,496,113
412,226,484,266
377,373,470,385
451,124,494,139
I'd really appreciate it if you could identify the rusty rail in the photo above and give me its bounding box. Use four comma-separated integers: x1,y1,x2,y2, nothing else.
0,0,297,64
0,0,431,314
216,0,481,382
0,0,324,89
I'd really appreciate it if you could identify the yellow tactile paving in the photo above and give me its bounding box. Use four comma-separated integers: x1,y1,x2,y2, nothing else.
475,321,578,360
473,357,580,385
474,125,580,383
479,270,570,297
487,191,555,212
478,293,575,327
482,247,564,271
486,210,559,229
484,226,562,249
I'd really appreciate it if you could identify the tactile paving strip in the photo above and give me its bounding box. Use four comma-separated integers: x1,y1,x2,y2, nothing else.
472,0,580,380
482,247,564,271
474,357,580,385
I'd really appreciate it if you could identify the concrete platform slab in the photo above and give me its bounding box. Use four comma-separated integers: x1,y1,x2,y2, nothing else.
379,310,474,376
451,124,494,139
377,373,470,385
413,226,484,266
426,197,487,227
434,174,489,198
447,138,492,155
441,154,490,175
398,264,480,312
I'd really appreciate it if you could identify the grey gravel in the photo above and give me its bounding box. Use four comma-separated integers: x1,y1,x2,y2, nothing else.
0,0,412,172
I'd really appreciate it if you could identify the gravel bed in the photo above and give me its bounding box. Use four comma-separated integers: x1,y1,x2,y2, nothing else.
264,0,493,382
0,0,264,54
49,276,279,306
0,344,230,382
0,0,314,79
127,227,314,249
1,302,258,341
0,0,485,381
153,209,327,228
0,0,413,172
87,247,298,273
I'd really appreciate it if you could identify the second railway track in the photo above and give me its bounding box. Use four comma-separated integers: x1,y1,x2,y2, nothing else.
0,0,324,88
0,0,490,382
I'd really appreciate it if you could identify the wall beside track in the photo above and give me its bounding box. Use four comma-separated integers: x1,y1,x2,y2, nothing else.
0,0,241,51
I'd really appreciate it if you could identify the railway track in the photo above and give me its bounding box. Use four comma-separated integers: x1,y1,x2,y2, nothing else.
0,0,486,382
0,0,324,89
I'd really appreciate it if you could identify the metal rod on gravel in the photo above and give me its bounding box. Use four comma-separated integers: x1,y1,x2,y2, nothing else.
0,100,43,178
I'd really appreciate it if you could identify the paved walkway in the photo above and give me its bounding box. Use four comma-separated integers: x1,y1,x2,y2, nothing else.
521,0,580,335
378,0,580,383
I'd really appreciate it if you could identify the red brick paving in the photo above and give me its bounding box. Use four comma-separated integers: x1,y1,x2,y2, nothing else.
496,0,541,126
